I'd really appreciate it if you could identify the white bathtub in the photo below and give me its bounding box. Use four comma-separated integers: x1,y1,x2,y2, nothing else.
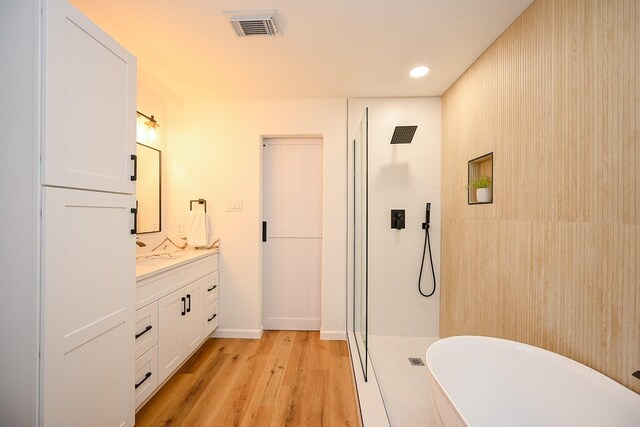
426,336,640,427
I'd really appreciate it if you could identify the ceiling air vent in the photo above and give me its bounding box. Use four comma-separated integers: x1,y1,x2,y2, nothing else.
224,10,278,37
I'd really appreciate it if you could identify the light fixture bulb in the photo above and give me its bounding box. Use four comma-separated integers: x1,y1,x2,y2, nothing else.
136,111,159,143
136,118,147,142
410,66,430,78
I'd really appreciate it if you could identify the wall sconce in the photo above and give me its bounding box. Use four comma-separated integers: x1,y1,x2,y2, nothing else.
136,110,160,143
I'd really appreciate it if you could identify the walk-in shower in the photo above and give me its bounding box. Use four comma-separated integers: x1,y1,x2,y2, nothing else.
352,107,368,381
347,98,442,426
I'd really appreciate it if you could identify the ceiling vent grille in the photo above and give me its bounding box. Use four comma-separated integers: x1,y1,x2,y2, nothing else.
225,11,278,37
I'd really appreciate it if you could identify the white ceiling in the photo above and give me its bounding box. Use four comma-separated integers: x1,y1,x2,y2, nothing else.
70,0,533,100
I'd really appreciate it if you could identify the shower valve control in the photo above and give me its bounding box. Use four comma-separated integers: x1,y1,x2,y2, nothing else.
391,209,405,230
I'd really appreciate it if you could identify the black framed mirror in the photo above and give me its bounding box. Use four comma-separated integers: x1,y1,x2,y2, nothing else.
136,143,161,234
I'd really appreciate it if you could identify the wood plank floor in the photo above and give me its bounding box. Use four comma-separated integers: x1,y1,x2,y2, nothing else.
135,331,361,427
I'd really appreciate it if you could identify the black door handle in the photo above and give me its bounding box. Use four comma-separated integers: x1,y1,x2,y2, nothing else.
207,313,217,322
207,284,218,292
181,297,186,316
135,372,152,389
262,221,267,242
131,154,137,181
130,207,138,235
135,325,152,339
186,294,191,313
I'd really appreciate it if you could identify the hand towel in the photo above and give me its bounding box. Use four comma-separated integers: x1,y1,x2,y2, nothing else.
186,210,208,247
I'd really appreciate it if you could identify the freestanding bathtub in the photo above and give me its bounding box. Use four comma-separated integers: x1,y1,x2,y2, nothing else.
426,336,640,427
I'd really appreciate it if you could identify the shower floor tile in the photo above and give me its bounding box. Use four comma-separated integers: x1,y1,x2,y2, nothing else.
368,335,441,427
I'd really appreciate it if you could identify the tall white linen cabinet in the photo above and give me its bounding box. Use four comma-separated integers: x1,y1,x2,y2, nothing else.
1,0,138,425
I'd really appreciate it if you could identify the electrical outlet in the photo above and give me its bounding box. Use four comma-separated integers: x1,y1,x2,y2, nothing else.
226,199,242,212
177,223,184,235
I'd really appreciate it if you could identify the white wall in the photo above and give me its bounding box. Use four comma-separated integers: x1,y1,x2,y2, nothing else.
135,81,169,251
348,98,441,337
0,0,40,424
166,99,347,339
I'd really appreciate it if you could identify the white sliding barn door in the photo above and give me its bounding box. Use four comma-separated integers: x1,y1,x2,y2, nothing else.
263,137,323,330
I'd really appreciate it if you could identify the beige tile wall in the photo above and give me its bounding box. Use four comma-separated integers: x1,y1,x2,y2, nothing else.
441,0,639,392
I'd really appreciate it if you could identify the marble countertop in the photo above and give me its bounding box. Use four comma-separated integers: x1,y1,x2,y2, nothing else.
135,248,218,281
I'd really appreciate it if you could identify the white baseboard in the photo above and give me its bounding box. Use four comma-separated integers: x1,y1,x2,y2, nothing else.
263,317,321,330
320,330,347,340
211,328,263,339
209,328,345,341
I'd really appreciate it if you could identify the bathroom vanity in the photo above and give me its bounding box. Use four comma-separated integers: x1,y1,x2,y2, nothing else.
133,249,220,409
8,0,221,424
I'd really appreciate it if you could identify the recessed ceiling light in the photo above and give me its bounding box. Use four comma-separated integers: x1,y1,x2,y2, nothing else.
410,66,430,78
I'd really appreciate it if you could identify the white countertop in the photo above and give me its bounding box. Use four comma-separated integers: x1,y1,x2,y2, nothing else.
135,248,218,281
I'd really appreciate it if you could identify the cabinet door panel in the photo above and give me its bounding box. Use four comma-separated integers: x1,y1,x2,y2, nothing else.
181,280,203,356
44,0,136,193
42,187,135,427
158,288,184,383
63,203,127,337
63,324,128,427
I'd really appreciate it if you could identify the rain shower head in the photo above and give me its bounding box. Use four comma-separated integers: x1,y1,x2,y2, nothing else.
390,126,417,144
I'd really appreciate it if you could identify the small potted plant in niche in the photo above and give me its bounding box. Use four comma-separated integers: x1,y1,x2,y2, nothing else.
470,176,493,203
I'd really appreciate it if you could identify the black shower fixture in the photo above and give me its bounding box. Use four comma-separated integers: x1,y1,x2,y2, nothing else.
418,202,437,298
390,126,417,144
391,209,405,230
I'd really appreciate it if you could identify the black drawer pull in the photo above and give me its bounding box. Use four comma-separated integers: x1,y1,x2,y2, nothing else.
181,297,186,316
135,372,152,389
186,294,191,313
207,313,217,322
207,284,218,292
135,325,152,339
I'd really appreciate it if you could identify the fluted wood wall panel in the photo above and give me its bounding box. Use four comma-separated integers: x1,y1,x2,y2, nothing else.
441,0,640,392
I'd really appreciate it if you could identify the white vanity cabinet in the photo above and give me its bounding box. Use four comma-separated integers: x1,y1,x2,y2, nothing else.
134,345,158,408
203,271,220,336
40,1,137,426
134,251,219,409
158,278,204,382
135,302,158,359
133,302,159,407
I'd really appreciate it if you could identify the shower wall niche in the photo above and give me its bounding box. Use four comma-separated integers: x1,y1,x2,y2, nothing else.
468,152,493,204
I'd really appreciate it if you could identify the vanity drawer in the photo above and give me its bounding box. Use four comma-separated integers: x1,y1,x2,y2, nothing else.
203,299,219,337
135,301,158,359
135,345,158,409
203,270,219,306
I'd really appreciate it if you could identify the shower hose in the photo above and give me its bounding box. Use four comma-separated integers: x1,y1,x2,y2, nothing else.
418,224,437,298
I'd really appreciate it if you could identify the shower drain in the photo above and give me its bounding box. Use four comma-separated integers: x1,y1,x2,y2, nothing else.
408,357,425,366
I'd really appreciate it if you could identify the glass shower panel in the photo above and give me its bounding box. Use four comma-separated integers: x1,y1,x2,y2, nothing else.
353,108,368,380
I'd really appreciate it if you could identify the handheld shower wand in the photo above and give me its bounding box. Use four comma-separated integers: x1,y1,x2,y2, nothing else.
419,203,437,297
424,203,431,229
